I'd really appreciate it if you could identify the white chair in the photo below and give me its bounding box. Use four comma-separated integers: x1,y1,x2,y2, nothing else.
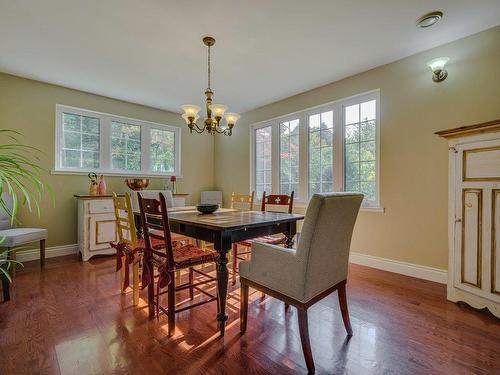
239,192,363,374
200,191,223,207
0,193,48,276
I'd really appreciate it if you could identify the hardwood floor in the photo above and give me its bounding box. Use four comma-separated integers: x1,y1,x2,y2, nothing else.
0,255,499,374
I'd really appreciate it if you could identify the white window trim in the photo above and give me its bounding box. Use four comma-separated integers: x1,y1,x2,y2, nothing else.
249,89,381,210
54,104,181,177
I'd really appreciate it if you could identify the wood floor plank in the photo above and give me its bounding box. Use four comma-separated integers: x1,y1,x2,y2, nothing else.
0,255,499,374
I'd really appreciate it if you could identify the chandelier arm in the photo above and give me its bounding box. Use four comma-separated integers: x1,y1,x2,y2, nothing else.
212,126,231,136
193,122,206,133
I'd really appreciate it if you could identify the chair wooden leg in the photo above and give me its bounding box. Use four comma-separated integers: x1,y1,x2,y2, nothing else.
240,282,249,333
147,277,155,318
232,244,238,285
175,270,181,286
9,248,16,279
1,271,10,302
138,255,143,287
297,308,315,374
132,260,140,306
40,239,46,268
120,255,126,294
338,282,353,336
167,271,176,336
189,267,194,300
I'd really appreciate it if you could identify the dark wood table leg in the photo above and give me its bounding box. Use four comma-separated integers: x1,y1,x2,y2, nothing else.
285,221,297,249
214,232,232,336
284,222,297,310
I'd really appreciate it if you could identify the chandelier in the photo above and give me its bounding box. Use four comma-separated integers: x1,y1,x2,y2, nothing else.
181,37,240,136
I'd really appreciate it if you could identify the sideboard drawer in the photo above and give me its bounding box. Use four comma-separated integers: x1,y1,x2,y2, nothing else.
87,199,114,214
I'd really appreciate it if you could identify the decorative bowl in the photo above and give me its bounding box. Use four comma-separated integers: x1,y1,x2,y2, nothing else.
125,178,150,191
196,204,219,214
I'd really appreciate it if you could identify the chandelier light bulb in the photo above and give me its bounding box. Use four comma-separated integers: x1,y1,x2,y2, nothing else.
427,57,449,72
181,104,201,117
225,112,240,126
427,57,449,82
182,113,199,124
209,104,228,118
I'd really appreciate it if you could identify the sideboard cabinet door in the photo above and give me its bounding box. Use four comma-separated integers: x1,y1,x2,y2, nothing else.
89,214,116,251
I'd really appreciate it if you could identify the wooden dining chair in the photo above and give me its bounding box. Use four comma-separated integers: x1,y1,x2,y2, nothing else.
111,192,149,305
231,191,294,285
111,192,195,305
239,193,363,374
230,191,255,285
138,192,217,336
229,192,255,285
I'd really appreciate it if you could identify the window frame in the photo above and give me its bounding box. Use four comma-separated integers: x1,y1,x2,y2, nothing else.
55,104,181,177
249,89,380,209
249,122,274,201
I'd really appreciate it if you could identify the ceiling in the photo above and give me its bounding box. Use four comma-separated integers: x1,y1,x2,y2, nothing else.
1,1,499,114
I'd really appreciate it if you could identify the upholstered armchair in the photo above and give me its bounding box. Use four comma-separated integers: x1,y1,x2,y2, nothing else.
239,192,363,374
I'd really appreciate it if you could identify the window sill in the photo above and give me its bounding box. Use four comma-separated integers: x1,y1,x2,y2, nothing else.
50,170,183,179
359,206,385,213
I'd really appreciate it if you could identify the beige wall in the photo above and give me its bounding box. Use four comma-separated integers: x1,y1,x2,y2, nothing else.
214,26,500,270
0,73,215,248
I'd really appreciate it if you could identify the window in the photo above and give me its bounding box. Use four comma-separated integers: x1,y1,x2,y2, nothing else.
344,100,377,205
279,119,300,197
308,111,333,197
250,90,380,208
55,105,181,176
61,113,100,169
254,125,272,198
150,128,176,173
111,121,141,172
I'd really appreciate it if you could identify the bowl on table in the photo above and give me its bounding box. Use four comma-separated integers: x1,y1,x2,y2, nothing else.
196,204,219,214
125,178,150,191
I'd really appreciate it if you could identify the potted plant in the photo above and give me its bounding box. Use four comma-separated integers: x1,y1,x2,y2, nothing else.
0,129,50,284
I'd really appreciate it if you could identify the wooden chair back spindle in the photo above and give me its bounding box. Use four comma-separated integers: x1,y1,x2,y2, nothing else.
261,191,294,214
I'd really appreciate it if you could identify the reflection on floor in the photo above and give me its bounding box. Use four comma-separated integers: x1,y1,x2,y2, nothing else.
0,255,499,374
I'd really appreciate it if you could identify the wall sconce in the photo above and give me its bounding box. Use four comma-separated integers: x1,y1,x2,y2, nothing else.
427,57,449,82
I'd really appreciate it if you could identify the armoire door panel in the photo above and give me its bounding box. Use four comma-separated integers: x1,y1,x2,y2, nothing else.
463,146,500,181
461,189,482,287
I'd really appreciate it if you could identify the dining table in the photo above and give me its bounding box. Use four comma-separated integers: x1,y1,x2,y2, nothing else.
133,206,304,336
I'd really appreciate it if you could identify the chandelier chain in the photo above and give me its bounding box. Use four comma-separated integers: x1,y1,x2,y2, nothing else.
207,44,211,90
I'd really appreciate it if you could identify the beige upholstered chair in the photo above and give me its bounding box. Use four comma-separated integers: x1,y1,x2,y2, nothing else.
0,192,48,277
239,192,363,374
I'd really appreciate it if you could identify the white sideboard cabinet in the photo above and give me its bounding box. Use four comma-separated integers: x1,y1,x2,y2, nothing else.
76,192,189,261
437,120,500,318
76,195,117,261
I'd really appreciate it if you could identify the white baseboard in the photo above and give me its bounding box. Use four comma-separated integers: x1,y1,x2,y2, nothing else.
349,251,447,284
13,244,446,284
15,243,79,262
